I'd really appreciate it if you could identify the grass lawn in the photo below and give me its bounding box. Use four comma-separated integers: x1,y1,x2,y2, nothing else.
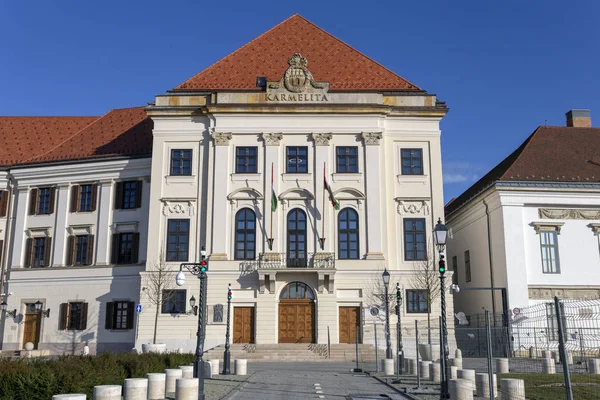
499,373,600,400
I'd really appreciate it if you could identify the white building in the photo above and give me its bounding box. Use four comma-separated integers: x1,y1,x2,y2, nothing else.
446,109,600,321
0,15,451,355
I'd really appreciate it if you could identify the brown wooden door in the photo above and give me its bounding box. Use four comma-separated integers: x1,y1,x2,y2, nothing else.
23,312,40,349
339,306,361,344
278,302,314,343
233,307,255,344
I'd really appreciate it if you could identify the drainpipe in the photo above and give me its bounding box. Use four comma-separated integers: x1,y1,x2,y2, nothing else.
0,175,15,296
483,199,497,324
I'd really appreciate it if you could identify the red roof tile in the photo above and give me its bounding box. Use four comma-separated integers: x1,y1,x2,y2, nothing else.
0,116,98,166
27,107,152,165
175,14,420,92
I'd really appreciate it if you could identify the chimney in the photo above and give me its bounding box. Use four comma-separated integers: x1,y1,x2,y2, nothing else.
566,109,591,128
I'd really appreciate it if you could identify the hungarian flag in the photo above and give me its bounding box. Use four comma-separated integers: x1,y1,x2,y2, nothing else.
324,165,340,210
271,163,278,212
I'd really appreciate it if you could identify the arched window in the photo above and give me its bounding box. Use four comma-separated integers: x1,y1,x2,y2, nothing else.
279,282,315,300
287,208,307,267
235,209,256,260
338,208,359,259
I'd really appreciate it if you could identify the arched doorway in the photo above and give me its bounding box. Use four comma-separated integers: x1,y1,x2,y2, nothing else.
278,282,315,343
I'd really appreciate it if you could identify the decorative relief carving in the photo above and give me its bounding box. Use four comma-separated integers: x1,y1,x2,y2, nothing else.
529,287,600,300
539,208,600,220
361,132,382,146
396,200,430,216
311,133,332,146
161,201,195,216
530,221,564,234
261,133,283,146
211,132,232,146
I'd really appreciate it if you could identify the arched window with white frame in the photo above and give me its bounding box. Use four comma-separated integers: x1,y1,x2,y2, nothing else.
338,207,359,259
235,208,256,260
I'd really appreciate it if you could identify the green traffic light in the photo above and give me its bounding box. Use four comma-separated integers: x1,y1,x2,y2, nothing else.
439,260,446,274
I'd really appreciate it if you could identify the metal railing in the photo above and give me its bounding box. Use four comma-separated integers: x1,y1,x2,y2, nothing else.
242,252,335,270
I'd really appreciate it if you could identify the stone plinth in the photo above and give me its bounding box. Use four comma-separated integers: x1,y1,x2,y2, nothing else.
235,359,247,375
53,395,86,400
590,358,600,374
382,359,394,376
146,373,165,400
449,379,473,400
450,357,463,369
209,359,220,375
450,365,458,379
552,351,561,364
175,378,198,400
542,350,552,359
93,385,121,400
179,365,193,379
529,346,537,358
419,361,431,379
495,358,509,374
123,378,147,400
476,373,497,398
457,369,476,392
542,358,556,374
429,363,441,382
165,369,183,395
500,378,525,400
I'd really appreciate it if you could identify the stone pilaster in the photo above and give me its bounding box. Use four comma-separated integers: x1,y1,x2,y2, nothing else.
312,133,332,251
361,132,384,259
51,184,70,266
262,133,282,252
211,132,232,259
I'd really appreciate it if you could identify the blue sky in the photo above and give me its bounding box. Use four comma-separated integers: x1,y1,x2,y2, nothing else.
1,1,598,202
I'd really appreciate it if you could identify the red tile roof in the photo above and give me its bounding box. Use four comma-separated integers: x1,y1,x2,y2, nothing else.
175,14,420,92
446,126,600,216
0,116,98,166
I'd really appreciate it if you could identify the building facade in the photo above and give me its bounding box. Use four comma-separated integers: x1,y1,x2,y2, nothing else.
1,15,452,355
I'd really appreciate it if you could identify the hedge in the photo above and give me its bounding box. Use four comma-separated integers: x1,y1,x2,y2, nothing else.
0,352,195,400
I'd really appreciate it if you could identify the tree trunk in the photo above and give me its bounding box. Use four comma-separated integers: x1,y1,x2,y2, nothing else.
153,303,159,344
427,311,432,344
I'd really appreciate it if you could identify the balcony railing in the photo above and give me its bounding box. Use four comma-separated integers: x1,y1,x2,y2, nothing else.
242,252,335,270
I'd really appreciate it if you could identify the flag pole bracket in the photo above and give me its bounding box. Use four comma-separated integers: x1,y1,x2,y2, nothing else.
267,238,274,250
319,237,326,250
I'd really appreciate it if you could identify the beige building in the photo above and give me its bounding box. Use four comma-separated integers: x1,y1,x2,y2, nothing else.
0,15,452,356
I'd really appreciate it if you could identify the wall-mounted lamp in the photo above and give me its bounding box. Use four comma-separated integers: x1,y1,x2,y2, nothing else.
189,296,198,316
0,301,17,318
35,300,50,318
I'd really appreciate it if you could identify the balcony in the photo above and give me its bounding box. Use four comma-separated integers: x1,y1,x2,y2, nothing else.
243,252,335,271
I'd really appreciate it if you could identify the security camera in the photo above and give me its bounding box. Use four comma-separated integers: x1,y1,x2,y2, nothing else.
439,252,445,258
450,284,460,293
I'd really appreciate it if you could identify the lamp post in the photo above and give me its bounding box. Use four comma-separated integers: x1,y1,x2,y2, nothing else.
34,300,50,318
222,283,232,375
396,282,403,378
0,300,16,318
433,218,449,399
190,296,198,316
382,268,392,360
176,247,208,400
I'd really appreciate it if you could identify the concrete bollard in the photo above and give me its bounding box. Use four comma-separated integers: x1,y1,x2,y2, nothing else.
93,385,122,400
552,351,561,364
450,357,463,369
566,351,573,365
542,358,556,374
455,348,462,359
175,378,199,400
146,373,166,400
529,346,536,358
179,365,194,379
165,369,183,396
53,395,87,400
449,379,474,400
382,359,394,376
202,360,212,378
542,350,552,359
408,358,417,375
235,359,247,375
475,373,497,398
419,361,431,379
209,359,220,375
457,369,476,392
123,378,147,400
495,358,509,374
500,378,525,400
450,365,458,379
429,363,441,382
590,358,600,374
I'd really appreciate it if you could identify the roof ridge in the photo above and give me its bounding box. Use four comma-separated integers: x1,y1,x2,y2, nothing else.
499,126,541,180
0,116,97,119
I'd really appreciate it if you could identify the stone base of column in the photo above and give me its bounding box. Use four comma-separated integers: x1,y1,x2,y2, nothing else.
449,379,473,400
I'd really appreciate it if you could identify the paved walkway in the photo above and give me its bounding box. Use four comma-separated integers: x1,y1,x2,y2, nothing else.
223,362,410,399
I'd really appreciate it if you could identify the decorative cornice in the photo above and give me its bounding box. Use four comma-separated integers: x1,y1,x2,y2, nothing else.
361,132,382,146
530,221,565,234
395,199,430,216
212,132,232,146
539,208,600,220
588,223,600,236
311,133,332,146
261,133,283,146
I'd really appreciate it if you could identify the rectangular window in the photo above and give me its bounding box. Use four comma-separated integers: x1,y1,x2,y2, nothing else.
170,149,192,176
404,218,426,260
235,147,258,173
540,231,560,273
406,289,429,313
33,238,46,267
74,236,89,265
465,250,472,282
67,302,84,330
336,147,358,173
114,301,131,330
546,302,567,341
452,255,458,285
38,188,51,214
78,185,93,212
162,290,186,314
118,233,134,264
167,219,189,261
286,146,308,173
401,149,423,175
123,181,138,209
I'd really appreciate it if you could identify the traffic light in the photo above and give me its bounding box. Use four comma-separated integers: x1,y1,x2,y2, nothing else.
227,284,232,300
439,259,446,275
200,246,208,272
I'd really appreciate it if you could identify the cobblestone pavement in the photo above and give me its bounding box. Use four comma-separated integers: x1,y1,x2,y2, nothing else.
223,362,411,399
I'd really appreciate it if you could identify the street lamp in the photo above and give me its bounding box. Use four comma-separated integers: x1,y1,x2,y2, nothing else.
176,247,208,400
433,218,449,399
222,283,232,375
395,282,404,379
382,268,392,360
34,300,50,318
189,296,198,316
0,301,16,318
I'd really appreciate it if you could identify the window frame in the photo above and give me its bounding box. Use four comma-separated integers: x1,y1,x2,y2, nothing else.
452,255,458,285
33,237,46,267
338,208,359,259
79,184,93,212
234,208,256,260
118,232,135,264
286,146,308,173
38,188,52,214
113,301,131,330
406,289,429,314
122,181,138,210
166,219,190,262
540,230,560,274
235,147,258,174
465,250,472,282
161,289,186,314
403,218,427,261
401,148,424,175
74,235,89,266
170,149,192,176
336,146,359,173
67,302,85,331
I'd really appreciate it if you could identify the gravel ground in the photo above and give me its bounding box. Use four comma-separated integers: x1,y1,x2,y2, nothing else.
205,374,251,400
369,372,440,400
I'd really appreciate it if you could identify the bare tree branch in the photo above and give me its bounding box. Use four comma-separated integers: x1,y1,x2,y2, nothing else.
409,245,440,343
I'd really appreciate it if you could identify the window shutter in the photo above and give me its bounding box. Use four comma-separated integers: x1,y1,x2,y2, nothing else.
91,184,98,212
132,232,140,264
80,303,88,330
28,189,38,215
105,302,114,330
43,237,52,267
66,236,75,266
24,238,33,267
0,190,8,217
70,186,80,213
86,235,94,265
126,302,135,329
59,303,68,330
111,234,120,264
114,182,123,209
135,181,143,209
48,187,56,214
